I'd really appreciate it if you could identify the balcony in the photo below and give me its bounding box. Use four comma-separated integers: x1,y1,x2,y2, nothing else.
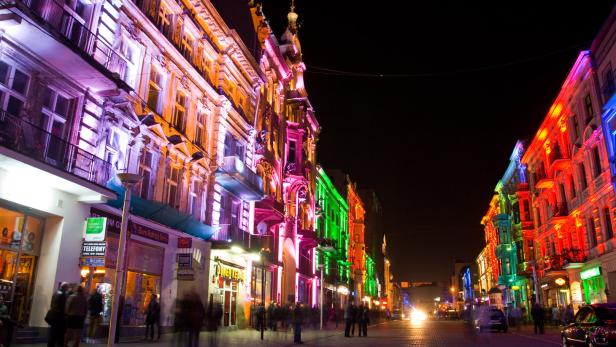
549,203,569,223
0,110,115,201
535,173,554,189
216,156,264,201
1,0,130,92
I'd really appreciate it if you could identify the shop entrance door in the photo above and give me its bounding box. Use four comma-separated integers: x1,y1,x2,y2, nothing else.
221,278,238,327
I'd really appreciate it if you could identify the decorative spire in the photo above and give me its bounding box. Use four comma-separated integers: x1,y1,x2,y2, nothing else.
287,0,298,31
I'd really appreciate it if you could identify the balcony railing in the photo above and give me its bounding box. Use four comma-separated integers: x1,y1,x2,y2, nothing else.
0,111,112,188
551,203,569,219
216,156,264,201
19,0,129,84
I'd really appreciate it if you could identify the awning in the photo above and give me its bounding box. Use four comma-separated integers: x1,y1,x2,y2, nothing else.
106,179,216,240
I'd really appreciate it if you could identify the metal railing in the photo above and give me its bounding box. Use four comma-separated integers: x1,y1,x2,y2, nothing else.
0,111,112,187
19,0,129,81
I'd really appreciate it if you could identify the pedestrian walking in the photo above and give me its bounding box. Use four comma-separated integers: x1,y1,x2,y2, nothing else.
0,294,17,347
267,302,276,331
185,291,205,347
46,282,69,347
551,305,560,326
531,302,545,334
350,302,358,336
343,302,353,337
206,296,222,347
145,294,160,341
359,305,369,337
86,288,103,344
64,285,88,347
565,304,574,324
293,302,303,344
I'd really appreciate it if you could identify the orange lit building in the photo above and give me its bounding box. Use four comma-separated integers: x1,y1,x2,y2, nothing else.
522,51,614,309
348,178,366,302
478,195,501,303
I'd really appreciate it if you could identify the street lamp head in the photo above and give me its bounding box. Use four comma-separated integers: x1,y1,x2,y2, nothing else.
117,173,142,185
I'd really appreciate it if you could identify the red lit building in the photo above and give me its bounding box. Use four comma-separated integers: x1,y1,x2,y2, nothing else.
348,179,366,302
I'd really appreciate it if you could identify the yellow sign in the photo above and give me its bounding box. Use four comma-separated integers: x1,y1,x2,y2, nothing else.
555,278,566,286
216,264,244,282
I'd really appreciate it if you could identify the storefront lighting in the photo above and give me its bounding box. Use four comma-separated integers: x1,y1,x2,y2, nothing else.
511,286,520,290
374,300,380,305
541,284,549,289
80,269,89,277
248,253,260,262
580,267,601,280
231,245,244,254
337,285,349,295
555,278,566,286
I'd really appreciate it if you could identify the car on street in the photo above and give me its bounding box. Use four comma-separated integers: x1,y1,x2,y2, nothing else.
474,306,508,333
562,303,616,346
391,309,403,320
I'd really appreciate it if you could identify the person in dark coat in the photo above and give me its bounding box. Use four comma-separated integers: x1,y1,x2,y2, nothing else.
206,296,222,347
531,302,545,334
145,294,160,341
359,305,369,337
47,282,69,347
267,302,277,331
86,288,103,343
356,303,364,336
344,302,353,337
186,291,205,347
293,302,303,344
350,302,358,336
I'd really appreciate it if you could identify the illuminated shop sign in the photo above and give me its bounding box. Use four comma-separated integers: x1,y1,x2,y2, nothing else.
216,264,244,282
84,217,106,242
581,267,601,280
81,241,106,256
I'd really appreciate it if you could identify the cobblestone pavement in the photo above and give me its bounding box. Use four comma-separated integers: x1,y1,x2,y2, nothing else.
20,320,564,346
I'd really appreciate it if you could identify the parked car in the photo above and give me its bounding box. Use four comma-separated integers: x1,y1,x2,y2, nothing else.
474,306,508,333
562,303,616,346
391,309,403,320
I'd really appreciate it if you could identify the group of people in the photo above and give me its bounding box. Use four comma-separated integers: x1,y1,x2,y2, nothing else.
258,302,336,332
343,302,370,338
46,283,99,347
173,291,223,347
530,302,574,334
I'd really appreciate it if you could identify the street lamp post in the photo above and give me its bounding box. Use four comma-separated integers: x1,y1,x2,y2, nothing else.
319,263,324,330
107,173,141,347
260,247,270,340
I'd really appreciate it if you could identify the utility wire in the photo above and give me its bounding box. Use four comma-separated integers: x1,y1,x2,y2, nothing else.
304,42,586,78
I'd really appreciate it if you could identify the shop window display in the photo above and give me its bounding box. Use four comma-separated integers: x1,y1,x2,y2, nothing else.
0,206,43,323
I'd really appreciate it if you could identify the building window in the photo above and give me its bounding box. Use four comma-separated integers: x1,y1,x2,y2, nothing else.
569,174,576,198
605,208,614,241
180,32,193,62
571,115,580,142
147,67,163,113
0,61,30,117
188,180,200,219
288,140,297,164
166,167,179,209
584,93,594,122
593,146,602,178
223,132,244,160
604,65,615,99
195,111,205,147
138,150,153,199
156,5,171,38
40,86,73,163
588,217,598,248
172,92,186,133
579,163,588,190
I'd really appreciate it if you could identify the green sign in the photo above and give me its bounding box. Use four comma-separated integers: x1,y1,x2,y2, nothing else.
84,217,107,242
581,266,601,280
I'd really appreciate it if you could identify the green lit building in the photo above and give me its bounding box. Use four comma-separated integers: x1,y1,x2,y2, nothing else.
316,166,350,308
365,254,378,298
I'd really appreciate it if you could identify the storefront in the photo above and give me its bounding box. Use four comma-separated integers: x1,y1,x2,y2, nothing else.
81,206,211,332
580,266,607,304
540,272,571,308
0,204,44,323
209,245,253,328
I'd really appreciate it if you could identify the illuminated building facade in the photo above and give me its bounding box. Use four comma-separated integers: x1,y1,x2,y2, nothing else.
522,50,614,309
479,196,501,304
492,141,533,310
383,236,394,308
348,178,366,302
594,9,616,304
315,166,350,308
361,189,385,300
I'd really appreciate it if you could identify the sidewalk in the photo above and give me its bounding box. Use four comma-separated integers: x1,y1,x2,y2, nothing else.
19,324,351,347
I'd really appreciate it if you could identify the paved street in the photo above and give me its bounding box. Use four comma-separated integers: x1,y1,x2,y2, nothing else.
20,320,563,346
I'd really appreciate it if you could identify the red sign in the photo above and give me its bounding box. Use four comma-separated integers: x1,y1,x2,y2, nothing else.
178,237,192,249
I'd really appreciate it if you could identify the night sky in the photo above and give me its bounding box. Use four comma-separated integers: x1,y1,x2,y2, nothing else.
257,1,615,282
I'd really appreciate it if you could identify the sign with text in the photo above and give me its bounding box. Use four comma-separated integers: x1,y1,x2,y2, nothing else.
79,257,105,267
81,241,106,256
215,263,244,282
177,254,192,270
177,237,192,249
84,217,106,241
90,208,169,244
